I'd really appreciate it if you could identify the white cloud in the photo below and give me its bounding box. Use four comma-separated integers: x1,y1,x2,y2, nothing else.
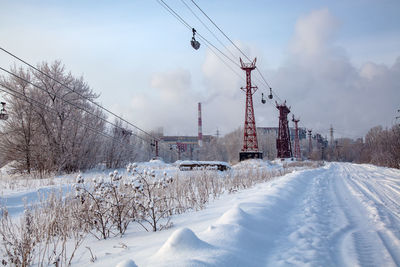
271,9,400,137
126,69,200,135
125,8,399,139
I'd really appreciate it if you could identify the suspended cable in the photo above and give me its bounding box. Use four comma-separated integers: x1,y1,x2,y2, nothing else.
189,0,250,62
189,0,274,90
156,0,290,125
0,46,159,143
0,83,135,149
158,0,191,30
0,66,178,157
0,66,143,141
156,0,243,78
180,0,237,60
189,1,315,130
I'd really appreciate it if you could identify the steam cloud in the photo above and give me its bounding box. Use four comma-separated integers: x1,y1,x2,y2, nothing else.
127,9,400,138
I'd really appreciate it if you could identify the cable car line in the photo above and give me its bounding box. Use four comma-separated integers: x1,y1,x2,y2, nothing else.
180,0,237,59
185,1,309,127
158,0,276,104
189,0,250,62
157,0,244,79
157,0,294,126
189,0,275,94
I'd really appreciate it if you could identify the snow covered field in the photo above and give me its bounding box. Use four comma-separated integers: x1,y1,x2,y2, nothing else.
1,162,400,266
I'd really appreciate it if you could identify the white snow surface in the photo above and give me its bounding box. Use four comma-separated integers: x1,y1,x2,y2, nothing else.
2,162,400,266
65,162,400,266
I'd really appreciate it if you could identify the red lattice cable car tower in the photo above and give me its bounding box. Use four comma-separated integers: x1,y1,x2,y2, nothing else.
292,115,301,159
239,58,263,161
276,101,293,158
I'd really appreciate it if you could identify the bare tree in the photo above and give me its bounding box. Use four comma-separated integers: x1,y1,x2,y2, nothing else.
0,61,106,175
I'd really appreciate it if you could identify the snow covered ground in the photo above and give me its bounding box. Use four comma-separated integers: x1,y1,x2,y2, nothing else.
1,162,400,266
63,162,399,266
0,159,179,216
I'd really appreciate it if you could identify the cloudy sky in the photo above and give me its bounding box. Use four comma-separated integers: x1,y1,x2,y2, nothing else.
0,0,399,138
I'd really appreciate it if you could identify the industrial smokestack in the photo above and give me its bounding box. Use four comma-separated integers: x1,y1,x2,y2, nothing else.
198,102,203,147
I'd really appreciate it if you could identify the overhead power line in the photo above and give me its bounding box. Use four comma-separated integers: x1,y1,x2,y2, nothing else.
0,66,143,142
0,46,180,157
0,83,133,149
0,65,176,157
0,46,159,142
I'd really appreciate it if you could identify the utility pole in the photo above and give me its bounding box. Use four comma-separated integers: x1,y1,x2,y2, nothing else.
292,115,301,159
151,140,159,158
198,102,203,147
308,129,313,157
330,125,334,148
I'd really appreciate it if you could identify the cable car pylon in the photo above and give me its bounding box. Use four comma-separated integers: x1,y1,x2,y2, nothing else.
239,57,263,161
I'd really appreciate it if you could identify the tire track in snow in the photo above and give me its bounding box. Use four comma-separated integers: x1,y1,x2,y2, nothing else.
339,163,400,266
146,163,400,267
270,162,400,266
266,165,343,266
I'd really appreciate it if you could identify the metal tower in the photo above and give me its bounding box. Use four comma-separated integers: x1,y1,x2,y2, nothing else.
276,101,292,158
292,115,301,159
329,125,334,147
239,58,263,161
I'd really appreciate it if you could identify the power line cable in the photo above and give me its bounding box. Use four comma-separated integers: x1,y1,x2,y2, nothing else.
0,46,159,142
0,48,180,157
0,83,135,149
0,66,146,142
0,66,179,157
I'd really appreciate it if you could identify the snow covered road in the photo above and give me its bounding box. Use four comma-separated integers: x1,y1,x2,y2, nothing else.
139,163,400,267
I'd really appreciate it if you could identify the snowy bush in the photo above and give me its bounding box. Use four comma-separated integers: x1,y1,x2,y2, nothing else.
73,171,136,239
0,191,87,266
126,163,174,232
0,207,36,266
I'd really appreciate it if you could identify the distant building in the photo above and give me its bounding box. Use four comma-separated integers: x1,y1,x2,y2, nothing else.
160,135,214,152
257,127,307,140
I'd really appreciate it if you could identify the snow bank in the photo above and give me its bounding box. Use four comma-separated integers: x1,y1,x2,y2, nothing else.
150,228,216,266
232,159,276,170
215,206,250,226
156,227,212,253
115,259,137,267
